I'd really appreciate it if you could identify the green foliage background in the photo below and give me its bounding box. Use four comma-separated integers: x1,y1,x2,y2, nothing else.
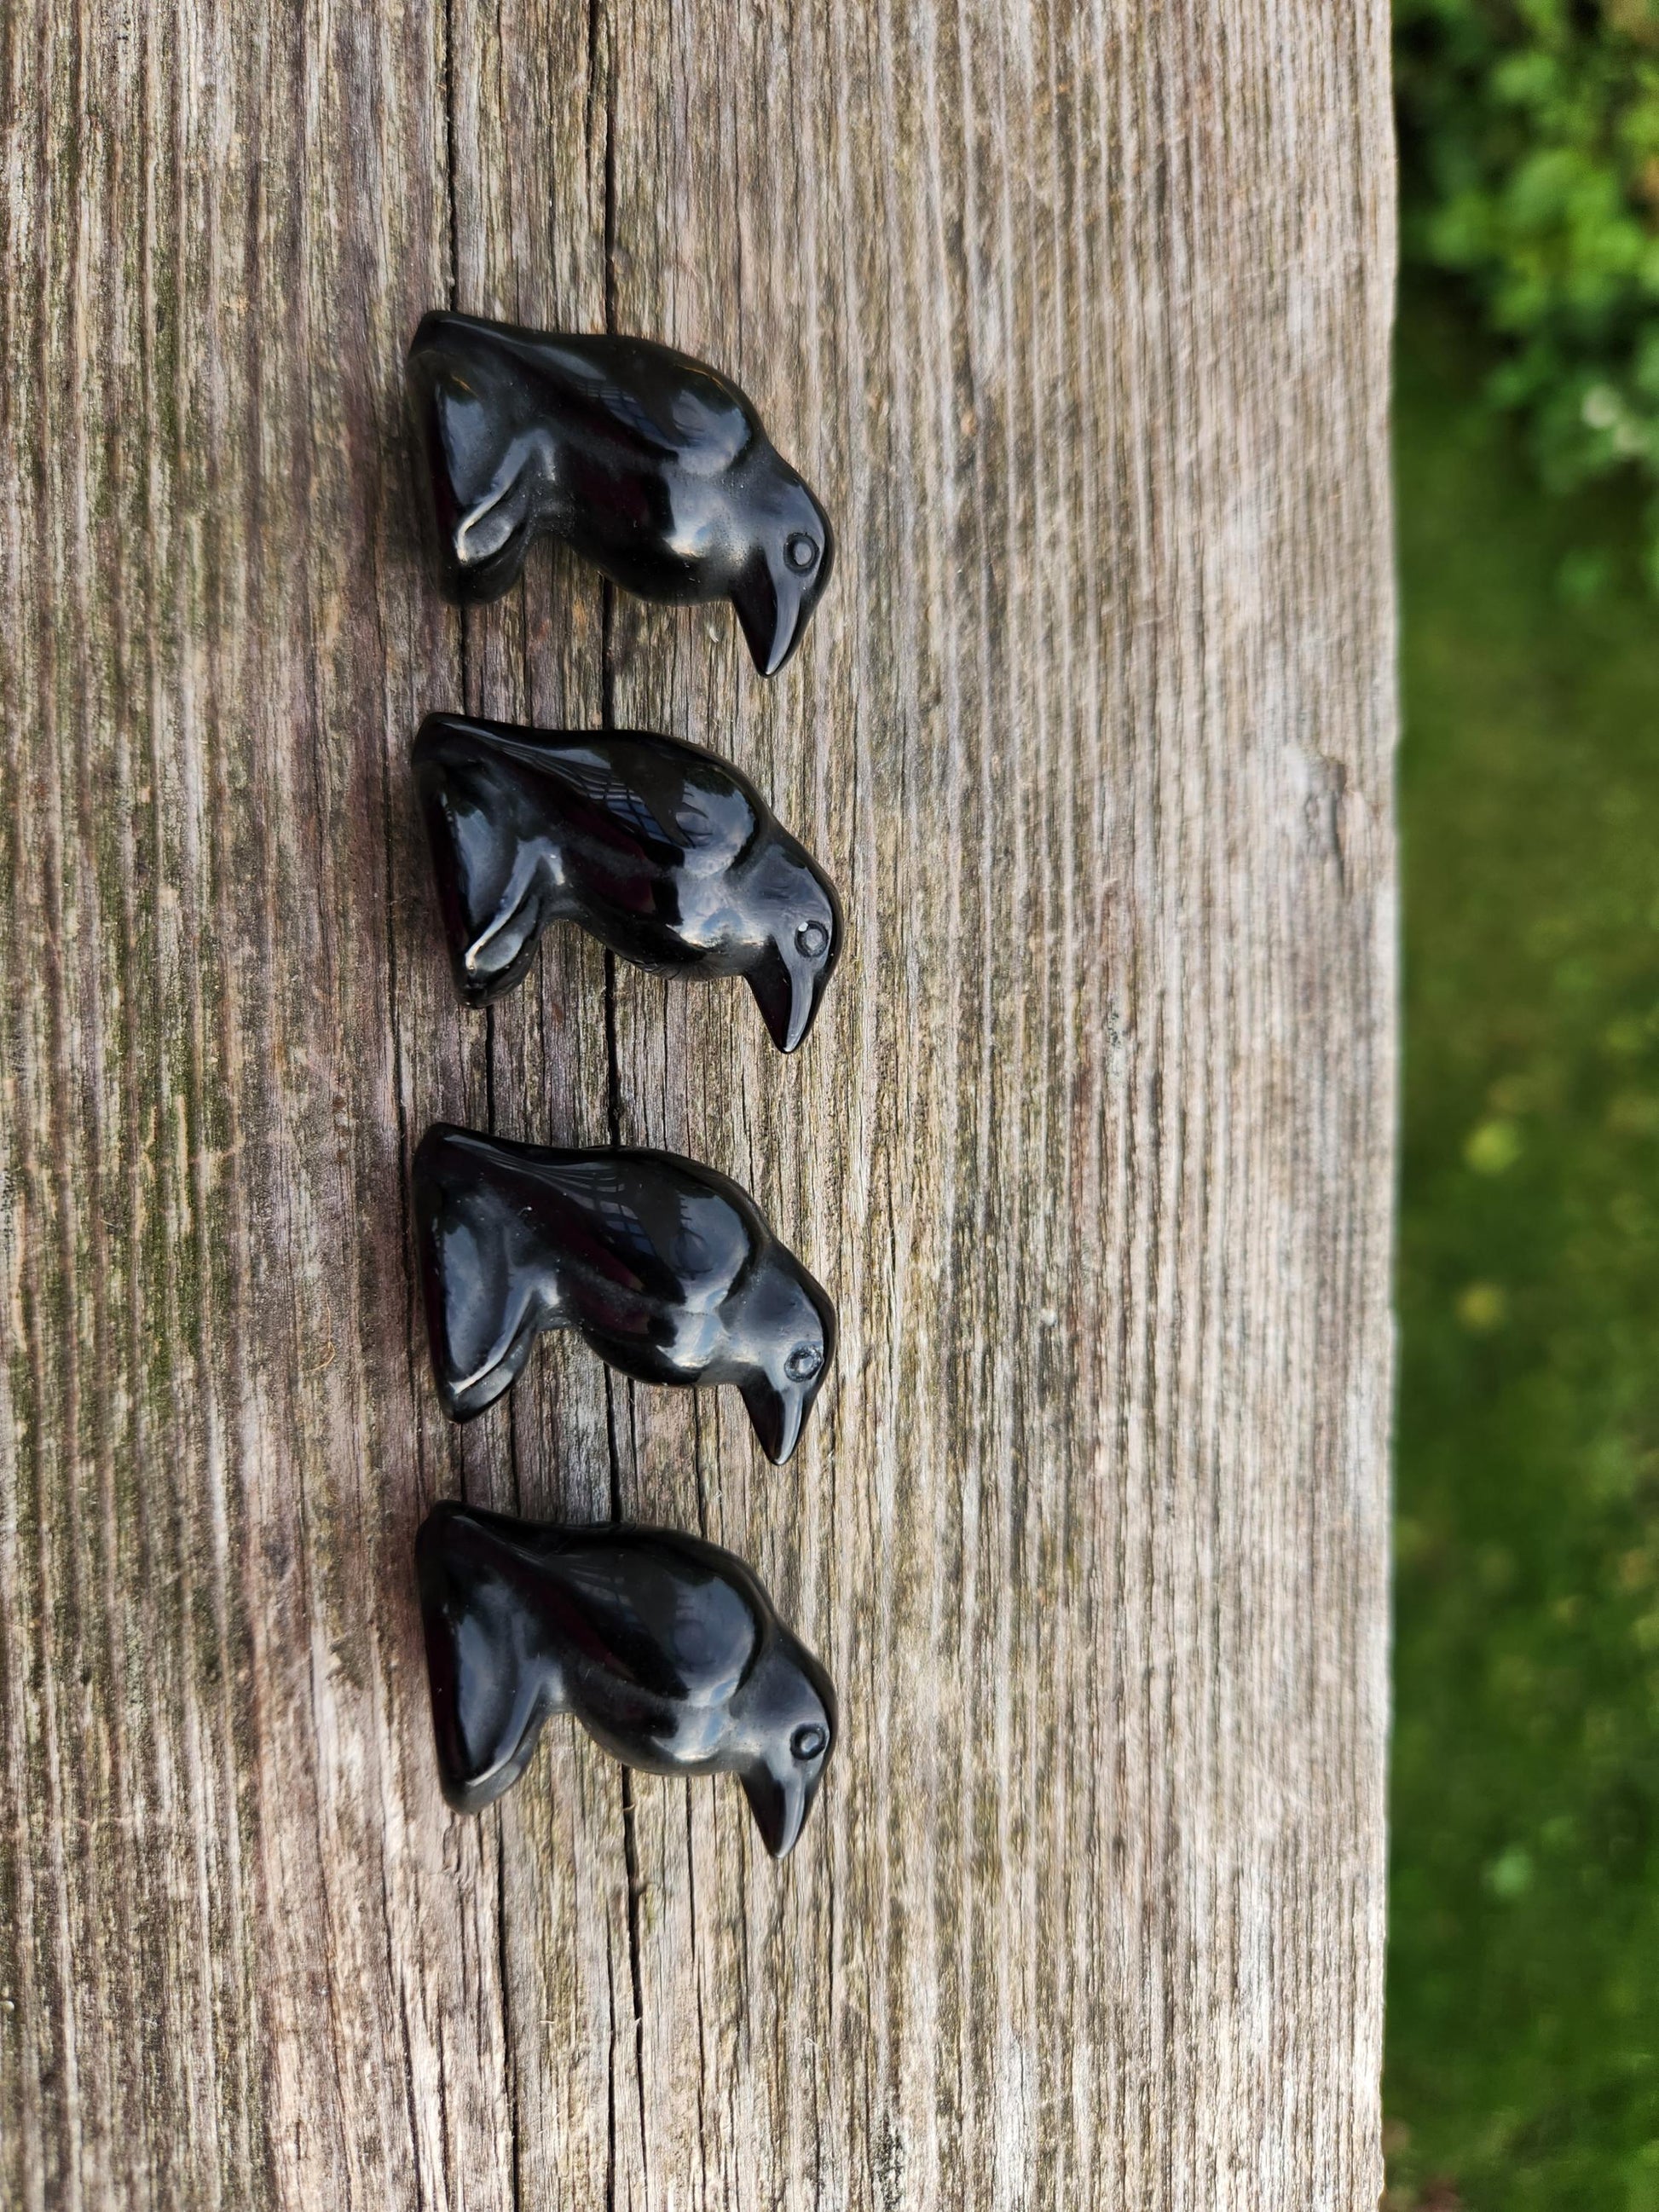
1388,291,1659,2207
1396,0,1659,574
1390,8,1659,2203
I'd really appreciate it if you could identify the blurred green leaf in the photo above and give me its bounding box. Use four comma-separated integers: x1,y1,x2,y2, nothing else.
1398,0,1659,563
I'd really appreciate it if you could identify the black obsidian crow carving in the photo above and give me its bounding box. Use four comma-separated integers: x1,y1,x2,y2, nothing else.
413,1124,835,1463
416,1502,837,1857
411,713,843,1052
406,312,835,675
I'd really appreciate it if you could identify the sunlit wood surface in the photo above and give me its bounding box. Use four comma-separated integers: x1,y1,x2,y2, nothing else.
0,1,1396,2203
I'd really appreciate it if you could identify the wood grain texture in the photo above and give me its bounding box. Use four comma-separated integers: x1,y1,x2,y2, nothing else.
0,0,1396,2205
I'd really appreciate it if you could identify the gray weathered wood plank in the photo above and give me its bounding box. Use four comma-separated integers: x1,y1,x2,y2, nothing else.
0,0,1396,2204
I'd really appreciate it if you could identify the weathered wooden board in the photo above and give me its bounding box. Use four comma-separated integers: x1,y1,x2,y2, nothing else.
0,0,1396,2204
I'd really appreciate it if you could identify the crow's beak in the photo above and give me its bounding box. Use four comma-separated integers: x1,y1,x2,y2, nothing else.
730,481,835,673
731,550,796,677
745,942,827,1054
740,1759,822,1859
739,1374,807,1465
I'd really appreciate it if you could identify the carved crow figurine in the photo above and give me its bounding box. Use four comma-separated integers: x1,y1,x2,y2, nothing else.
416,1500,837,1858
413,1124,835,1464
412,713,843,1053
406,312,835,675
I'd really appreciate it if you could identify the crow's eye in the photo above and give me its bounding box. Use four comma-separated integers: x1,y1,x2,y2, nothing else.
791,1723,827,1761
785,1343,823,1383
795,919,830,960
784,532,818,574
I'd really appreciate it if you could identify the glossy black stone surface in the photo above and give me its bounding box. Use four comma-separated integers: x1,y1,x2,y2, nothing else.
413,1124,835,1463
417,1502,837,1857
412,713,843,1052
406,312,835,675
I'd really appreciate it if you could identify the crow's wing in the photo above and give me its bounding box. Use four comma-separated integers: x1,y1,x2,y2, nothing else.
515,1150,757,1311
535,1533,762,1705
528,336,754,476
477,729,760,869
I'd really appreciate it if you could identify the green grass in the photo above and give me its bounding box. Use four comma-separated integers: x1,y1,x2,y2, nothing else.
1387,286,1659,2209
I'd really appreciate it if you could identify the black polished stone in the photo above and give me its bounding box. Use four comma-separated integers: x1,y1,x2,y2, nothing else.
406,312,835,675
412,713,843,1052
417,1502,837,1858
413,1124,835,1464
